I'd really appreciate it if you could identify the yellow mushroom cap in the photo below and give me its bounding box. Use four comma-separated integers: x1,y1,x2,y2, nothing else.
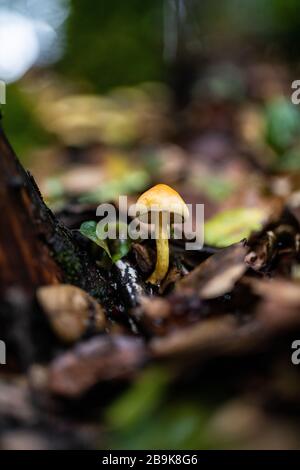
135,184,189,223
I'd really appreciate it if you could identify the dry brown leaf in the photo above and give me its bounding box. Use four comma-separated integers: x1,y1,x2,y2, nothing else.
177,243,248,299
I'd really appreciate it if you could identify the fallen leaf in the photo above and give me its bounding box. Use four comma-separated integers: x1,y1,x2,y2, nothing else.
177,244,248,299
205,207,267,247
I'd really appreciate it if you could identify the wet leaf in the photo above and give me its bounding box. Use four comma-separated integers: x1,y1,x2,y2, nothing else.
96,222,131,262
80,220,132,262
80,220,111,257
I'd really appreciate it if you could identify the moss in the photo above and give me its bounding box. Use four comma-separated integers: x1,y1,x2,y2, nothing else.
54,247,82,282
53,245,114,307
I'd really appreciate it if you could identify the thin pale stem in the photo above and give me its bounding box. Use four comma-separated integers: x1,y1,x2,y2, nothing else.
147,214,169,285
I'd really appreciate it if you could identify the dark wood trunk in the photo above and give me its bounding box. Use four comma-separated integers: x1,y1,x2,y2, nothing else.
0,122,121,316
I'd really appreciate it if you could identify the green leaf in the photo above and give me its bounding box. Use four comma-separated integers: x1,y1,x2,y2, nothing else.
80,220,132,262
205,207,266,247
80,220,111,258
96,221,131,262
111,239,131,262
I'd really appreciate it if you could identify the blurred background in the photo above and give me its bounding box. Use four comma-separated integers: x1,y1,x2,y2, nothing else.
1,0,300,450
1,0,300,214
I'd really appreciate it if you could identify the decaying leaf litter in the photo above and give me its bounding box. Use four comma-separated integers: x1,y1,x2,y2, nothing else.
1,62,300,450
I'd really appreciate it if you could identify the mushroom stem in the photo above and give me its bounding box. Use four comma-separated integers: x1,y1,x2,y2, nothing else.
147,213,169,285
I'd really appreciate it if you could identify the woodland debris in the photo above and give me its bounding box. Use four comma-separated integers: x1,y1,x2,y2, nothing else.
131,243,155,274
0,379,36,424
176,243,248,299
48,335,148,397
150,316,265,359
245,277,300,330
37,284,106,343
138,296,172,321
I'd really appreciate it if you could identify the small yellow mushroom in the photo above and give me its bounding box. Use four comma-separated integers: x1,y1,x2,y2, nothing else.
135,184,189,285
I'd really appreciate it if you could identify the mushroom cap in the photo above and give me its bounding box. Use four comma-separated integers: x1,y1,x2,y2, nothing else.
135,184,189,223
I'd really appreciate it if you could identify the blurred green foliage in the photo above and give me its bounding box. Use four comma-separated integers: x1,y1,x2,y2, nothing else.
105,367,217,450
1,84,50,162
191,0,300,48
265,97,300,154
4,0,300,165
190,175,235,202
278,148,300,170
79,169,150,203
59,0,164,92
1,0,164,160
